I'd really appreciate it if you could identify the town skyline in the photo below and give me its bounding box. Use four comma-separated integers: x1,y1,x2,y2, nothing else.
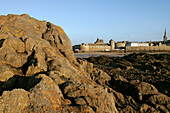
73,28,169,53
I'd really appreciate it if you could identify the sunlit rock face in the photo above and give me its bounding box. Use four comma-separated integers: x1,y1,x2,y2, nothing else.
0,14,118,113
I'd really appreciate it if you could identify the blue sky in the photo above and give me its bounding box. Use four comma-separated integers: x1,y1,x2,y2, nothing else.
1,0,170,45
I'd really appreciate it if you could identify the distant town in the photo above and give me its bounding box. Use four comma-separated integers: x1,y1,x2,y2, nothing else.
73,29,170,53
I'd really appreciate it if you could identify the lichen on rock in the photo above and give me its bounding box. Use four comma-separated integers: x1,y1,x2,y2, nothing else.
0,14,118,113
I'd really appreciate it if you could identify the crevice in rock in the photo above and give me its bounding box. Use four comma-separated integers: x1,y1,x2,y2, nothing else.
19,37,28,55
24,51,28,54
45,53,48,61
145,101,157,110
0,75,41,96
58,36,63,44
142,94,156,103
108,80,128,95
0,25,2,30
150,81,170,97
82,96,97,112
42,25,49,39
52,35,57,46
59,49,66,57
142,94,159,110
90,106,97,112
19,37,27,43
46,60,53,71
58,82,77,106
42,34,45,39
0,39,5,48
32,71,49,77
46,22,51,28
52,35,66,57
4,54,7,58
21,50,37,75
67,97,77,106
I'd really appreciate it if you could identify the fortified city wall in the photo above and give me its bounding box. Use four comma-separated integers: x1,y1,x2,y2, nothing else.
79,38,115,52
73,29,170,53
126,46,170,52
115,41,126,49
81,44,111,52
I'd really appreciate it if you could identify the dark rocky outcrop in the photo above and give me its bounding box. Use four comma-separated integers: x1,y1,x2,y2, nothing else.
85,53,170,112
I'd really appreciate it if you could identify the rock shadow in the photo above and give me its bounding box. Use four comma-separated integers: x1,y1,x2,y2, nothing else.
0,39,5,48
108,79,140,102
0,75,41,96
151,81,170,97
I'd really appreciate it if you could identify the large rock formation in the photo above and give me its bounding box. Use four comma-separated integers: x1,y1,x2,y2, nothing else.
0,14,118,113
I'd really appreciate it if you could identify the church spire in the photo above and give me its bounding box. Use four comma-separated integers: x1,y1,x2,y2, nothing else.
165,28,167,37
163,28,167,42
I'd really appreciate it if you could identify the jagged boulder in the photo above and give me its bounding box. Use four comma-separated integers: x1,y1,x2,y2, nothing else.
0,14,118,113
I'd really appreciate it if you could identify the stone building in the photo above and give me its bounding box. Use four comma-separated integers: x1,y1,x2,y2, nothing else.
73,38,115,52
163,28,168,43
126,42,149,47
163,28,170,46
115,41,127,49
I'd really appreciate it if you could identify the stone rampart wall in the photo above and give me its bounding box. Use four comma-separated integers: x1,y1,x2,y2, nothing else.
126,46,170,52
81,45,89,51
80,45,111,52
89,45,110,51
116,43,126,48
